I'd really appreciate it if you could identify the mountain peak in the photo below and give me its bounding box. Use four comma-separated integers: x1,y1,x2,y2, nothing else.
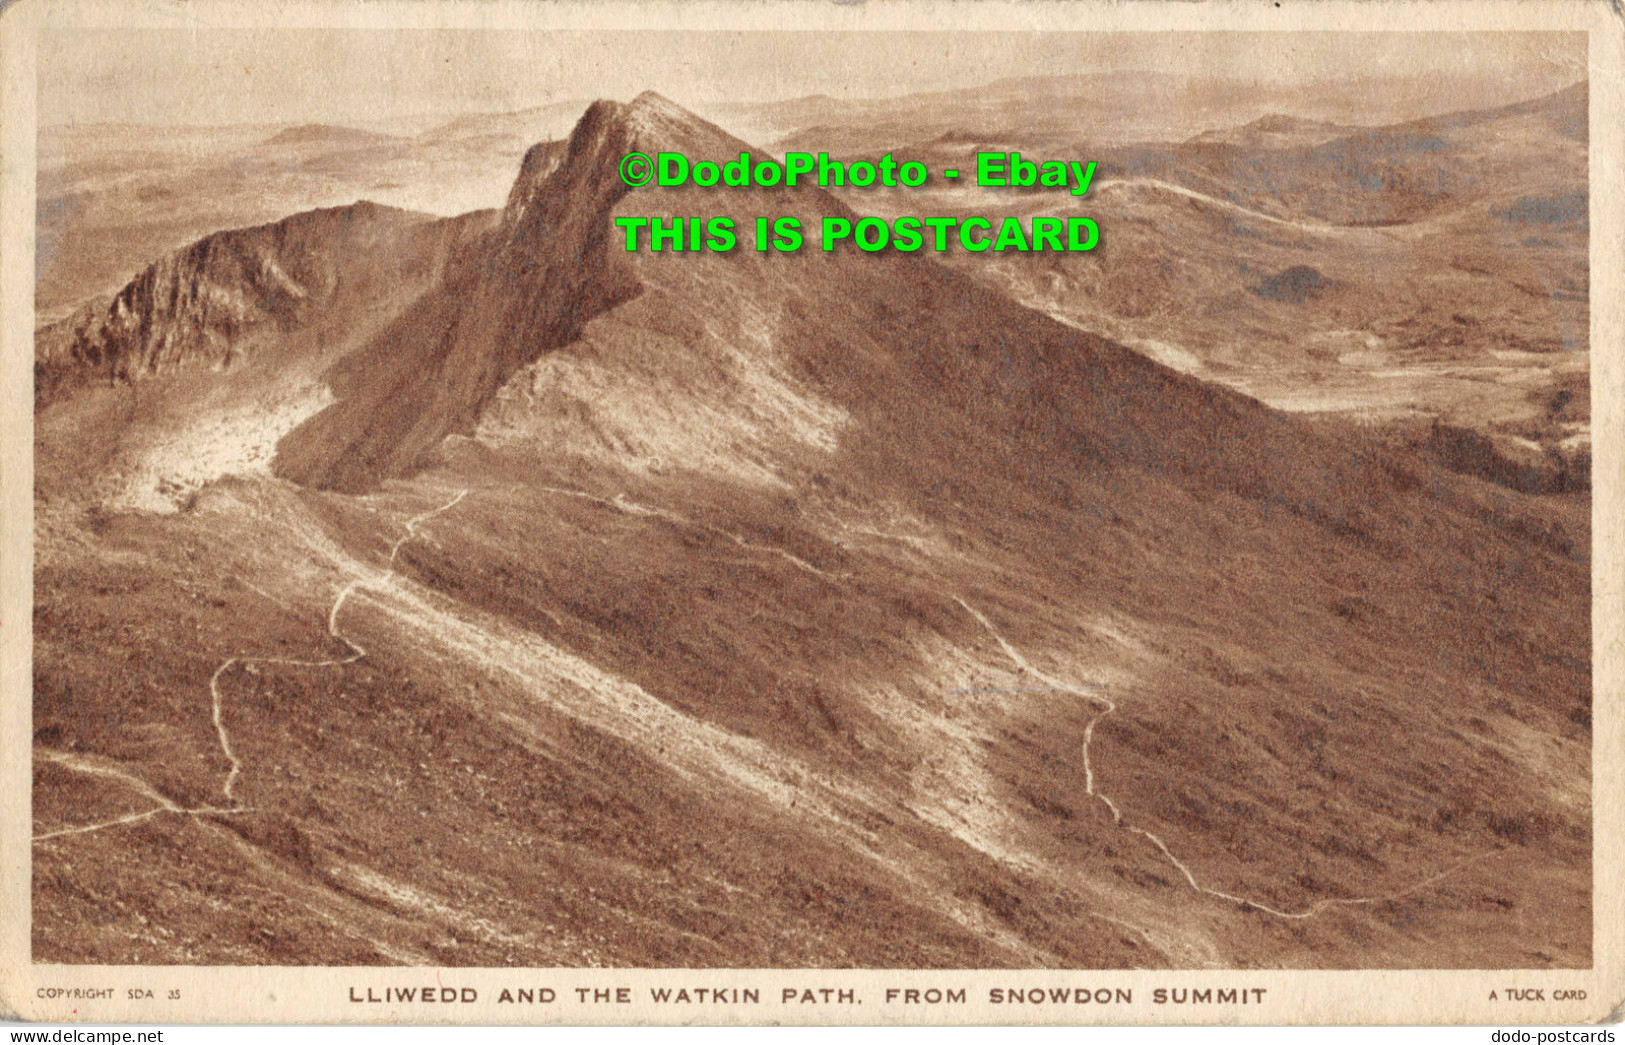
629,89,680,112
598,91,748,158
497,93,758,239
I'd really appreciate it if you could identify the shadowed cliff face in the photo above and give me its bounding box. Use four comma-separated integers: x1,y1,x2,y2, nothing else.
269,92,867,492
870,82,1588,498
501,140,570,225
33,202,456,407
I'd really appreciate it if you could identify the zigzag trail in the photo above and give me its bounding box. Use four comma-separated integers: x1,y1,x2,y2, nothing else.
527,490,1495,926
952,596,1498,920
33,488,469,842
209,487,468,803
37,479,1493,936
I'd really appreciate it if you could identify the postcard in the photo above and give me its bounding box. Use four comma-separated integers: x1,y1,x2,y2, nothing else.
2,0,1619,1026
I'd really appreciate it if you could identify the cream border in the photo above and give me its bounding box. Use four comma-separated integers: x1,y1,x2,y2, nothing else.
1,0,1619,1026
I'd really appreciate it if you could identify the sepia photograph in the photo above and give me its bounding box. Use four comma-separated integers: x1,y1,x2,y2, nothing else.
3,0,1620,1027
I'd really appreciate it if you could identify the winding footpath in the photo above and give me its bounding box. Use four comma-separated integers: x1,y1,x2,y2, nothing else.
207,487,468,804
37,479,1494,933
31,750,242,841
33,488,469,842
952,595,1497,920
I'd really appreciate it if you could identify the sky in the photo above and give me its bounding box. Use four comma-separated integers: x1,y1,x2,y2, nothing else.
39,29,1586,128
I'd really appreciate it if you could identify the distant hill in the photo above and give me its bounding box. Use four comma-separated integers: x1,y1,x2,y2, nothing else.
1188,113,1356,149
262,123,402,148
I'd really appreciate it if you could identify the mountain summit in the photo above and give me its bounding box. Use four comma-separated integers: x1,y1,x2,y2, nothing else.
272,92,852,491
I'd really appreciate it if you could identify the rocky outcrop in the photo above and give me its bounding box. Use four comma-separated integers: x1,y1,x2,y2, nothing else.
34,93,777,485
34,202,444,406
1424,420,1590,495
1252,265,1333,304
500,139,569,227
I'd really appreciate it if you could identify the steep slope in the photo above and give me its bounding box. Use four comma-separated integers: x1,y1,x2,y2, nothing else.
864,84,1588,489
33,93,1590,969
269,105,658,491
35,202,464,404
33,202,499,512
272,92,1373,501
